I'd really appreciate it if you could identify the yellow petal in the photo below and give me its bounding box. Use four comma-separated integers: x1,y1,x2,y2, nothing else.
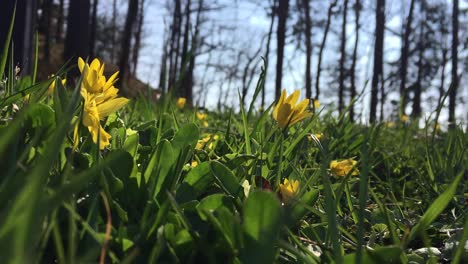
90,58,101,71
277,103,292,128
273,89,287,119
293,98,309,114
78,57,85,72
290,111,312,126
285,90,300,106
96,97,129,119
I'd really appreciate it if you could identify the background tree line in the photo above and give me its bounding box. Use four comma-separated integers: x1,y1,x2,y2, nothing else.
0,0,466,126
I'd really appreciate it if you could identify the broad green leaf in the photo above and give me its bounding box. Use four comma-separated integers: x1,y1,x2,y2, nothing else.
408,170,464,244
210,161,241,197
241,191,282,264
176,162,212,203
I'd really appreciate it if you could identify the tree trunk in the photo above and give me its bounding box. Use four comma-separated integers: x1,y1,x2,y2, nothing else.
56,0,64,42
448,0,458,127
315,0,337,100
275,0,288,101
43,0,53,62
64,0,90,78
302,0,312,99
111,0,117,63
89,0,98,58
412,9,424,118
132,0,145,76
262,0,276,110
117,0,139,95
186,0,204,105
399,0,415,117
370,0,385,123
338,0,348,114
180,0,191,99
168,0,182,90
349,0,360,122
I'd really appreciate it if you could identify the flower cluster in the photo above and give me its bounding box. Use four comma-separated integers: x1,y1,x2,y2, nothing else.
279,178,299,203
273,89,312,129
329,158,359,177
78,57,129,149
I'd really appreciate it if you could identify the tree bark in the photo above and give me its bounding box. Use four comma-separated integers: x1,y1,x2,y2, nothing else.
262,0,276,110
168,0,182,90
43,0,53,62
448,0,458,127
132,0,145,76
56,0,64,42
399,0,415,117
180,0,192,99
89,0,99,58
275,0,288,100
117,0,139,94
64,0,90,78
338,0,348,114
370,0,385,123
349,0,360,122
315,0,337,100
412,7,424,118
302,0,312,99
111,0,117,63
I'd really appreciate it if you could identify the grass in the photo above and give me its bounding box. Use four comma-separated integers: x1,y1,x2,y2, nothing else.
0,43,467,263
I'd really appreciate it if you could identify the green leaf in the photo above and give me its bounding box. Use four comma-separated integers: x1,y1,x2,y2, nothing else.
172,123,199,153
176,162,213,203
241,191,282,264
210,161,241,197
407,170,464,244
342,246,402,264
196,194,231,221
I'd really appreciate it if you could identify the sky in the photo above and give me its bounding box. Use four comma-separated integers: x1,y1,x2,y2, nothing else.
117,0,467,127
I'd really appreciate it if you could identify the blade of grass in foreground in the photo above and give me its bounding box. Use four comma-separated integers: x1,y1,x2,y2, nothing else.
406,170,464,246
0,3,15,81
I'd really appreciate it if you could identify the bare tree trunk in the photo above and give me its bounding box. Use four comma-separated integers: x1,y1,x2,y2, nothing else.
302,0,312,99
89,0,98,58
370,0,385,123
448,0,458,128
168,0,182,90
315,0,337,100
275,0,288,100
399,0,415,117
117,0,139,95
56,0,64,42
132,0,145,76
338,0,348,114
349,0,360,122
412,9,424,118
241,47,262,107
43,0,53,62
111,0,117,63
64,0,90,78
186,0,204,105
262,0,276,110
180,0,191,99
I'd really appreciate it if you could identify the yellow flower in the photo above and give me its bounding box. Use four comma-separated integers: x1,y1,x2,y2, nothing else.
196,111,207,120
308,133,323,141
313,99,320,109
385,121,396,128
400,114,408,123
242,179,251,198
330,159,359,177
78,58,129,149
78,57,119,96
279,178,299,203
176,97,187,109
196,134,219,150
191,160,198,167
272,89,312,128
47,75,66,95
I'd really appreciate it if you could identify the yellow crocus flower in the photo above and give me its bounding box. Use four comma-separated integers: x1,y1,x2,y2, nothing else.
400,114,408,123
330,159,359,177
47,75,67,95
196,111,207,120
78,57,119,95
313,99,320,109
81,89,128,149
177,97,187,109
279,178,299,203
196,134,219,150
272,89,312,128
